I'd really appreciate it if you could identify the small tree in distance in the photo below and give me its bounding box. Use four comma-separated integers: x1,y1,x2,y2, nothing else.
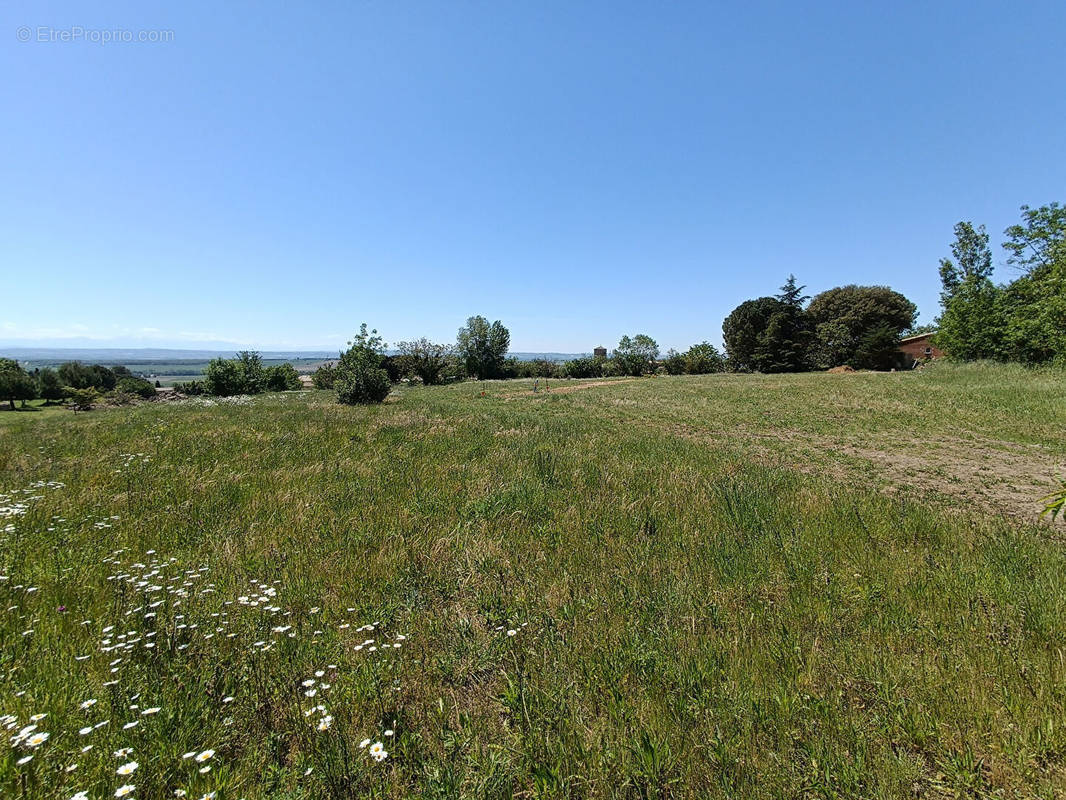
335,324,391,404
457,316,510,380
396,338,454,385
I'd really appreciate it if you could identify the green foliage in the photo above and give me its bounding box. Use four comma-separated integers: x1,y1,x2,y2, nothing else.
1,365,1065,797
396,339,454,385
503,358,561,379
65,386,99,411
612,334,660,376
312,363,337,390
1042,480,1066,522
563,355,606,378
682,341,725,374
264,363,302,392
57,361,116,391
35,368,66,403
174,380,207,395
723,285,812,373
115,375,158,399
808,285,916,368
662,349,686,375
204,351,266,396
0,359,37,409
335,324,391,405
456,316,510,380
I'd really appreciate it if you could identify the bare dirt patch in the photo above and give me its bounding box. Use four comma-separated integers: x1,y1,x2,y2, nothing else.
659,422,1063,522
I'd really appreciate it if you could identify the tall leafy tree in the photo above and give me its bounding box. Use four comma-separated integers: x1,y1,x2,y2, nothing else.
807,285,916,368
36,368,66,404
0,359,36,410
936,221,1004,360
612,334,660,376
457,316,510,380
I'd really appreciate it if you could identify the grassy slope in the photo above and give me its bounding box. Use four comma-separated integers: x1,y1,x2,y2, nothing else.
0,364,1064,799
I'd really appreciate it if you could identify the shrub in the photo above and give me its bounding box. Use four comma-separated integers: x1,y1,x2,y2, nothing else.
563,356,606,379
116,376,157,399
395,339,454,385
66,387,98,412
662,350,686,375
335,324,391,405
204,351,266,396
264,363,302,392
174,380,207,395
683,342,725,374
312,363,337,390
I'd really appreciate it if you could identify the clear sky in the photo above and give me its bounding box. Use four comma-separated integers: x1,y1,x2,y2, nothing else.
3,1,1064,353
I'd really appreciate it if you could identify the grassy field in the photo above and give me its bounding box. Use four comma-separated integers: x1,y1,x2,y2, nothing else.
1,363,1065,799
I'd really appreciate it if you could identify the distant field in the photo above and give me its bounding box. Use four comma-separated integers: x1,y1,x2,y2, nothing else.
1,363,1065,798
13,358,335,386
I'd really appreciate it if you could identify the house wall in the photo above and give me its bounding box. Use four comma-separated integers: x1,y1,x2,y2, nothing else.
898,335,943,362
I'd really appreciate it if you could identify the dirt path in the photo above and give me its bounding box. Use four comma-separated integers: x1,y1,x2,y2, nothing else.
499,378,641,399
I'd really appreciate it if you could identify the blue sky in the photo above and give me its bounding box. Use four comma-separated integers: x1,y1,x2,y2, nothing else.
3,1,1064,353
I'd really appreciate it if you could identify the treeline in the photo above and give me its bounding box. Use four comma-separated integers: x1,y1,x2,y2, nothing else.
936,203,1065,364
305,317,728,406
721,277,920,372
0,360,157,410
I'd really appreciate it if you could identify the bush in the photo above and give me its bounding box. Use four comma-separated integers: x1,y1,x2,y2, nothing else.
395,339,454,385
116,376,157,399
66,387,98,412
662,350,686,375
204,351,266,396
335,324,391,405
264,363,302,392
174,380,207,395
312,363,337,390
563,356,606,379
36,368,66,404
683,342,725,374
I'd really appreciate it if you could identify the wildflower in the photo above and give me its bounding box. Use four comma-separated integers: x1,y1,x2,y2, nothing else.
174,791,187,798
369,741,385,756
117,761,138,775
182,752,196,759
358,738,370,748
115,785,135,798
317,715,333,731
114,747,133,758
384,729,394,737
141,707,161,715
507,629,516,636
80,699,98,710
17,755,33,765
79,727,93,735
26,731,50,747
195,749,215,762
71,792,89,800
123,721,140,730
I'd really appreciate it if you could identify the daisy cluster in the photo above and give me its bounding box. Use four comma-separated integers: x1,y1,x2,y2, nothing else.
1,528,409,797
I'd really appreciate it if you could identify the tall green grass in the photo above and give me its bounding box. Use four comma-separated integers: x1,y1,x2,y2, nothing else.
0,365,1064,798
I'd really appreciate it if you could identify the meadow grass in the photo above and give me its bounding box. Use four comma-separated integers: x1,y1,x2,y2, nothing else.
1,364,1065,799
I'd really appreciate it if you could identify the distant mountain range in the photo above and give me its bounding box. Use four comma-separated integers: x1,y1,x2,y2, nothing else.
0,347,587,363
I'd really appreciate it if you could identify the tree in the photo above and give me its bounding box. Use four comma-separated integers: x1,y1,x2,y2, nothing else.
662,349,686,375
335,324,391,405
1003,202,1066,275
264,363,302,391
936,221,1004,360
457,316,510,380
807,285,917,368
312,363,337,390
612,334,659,376
116,376,157,399
58,361,115,391
0,359,36,410
204,351,266,396
723,277,813,373
939,222,994,301
683,342,725,374
396,339,454,385
36,368,66,404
